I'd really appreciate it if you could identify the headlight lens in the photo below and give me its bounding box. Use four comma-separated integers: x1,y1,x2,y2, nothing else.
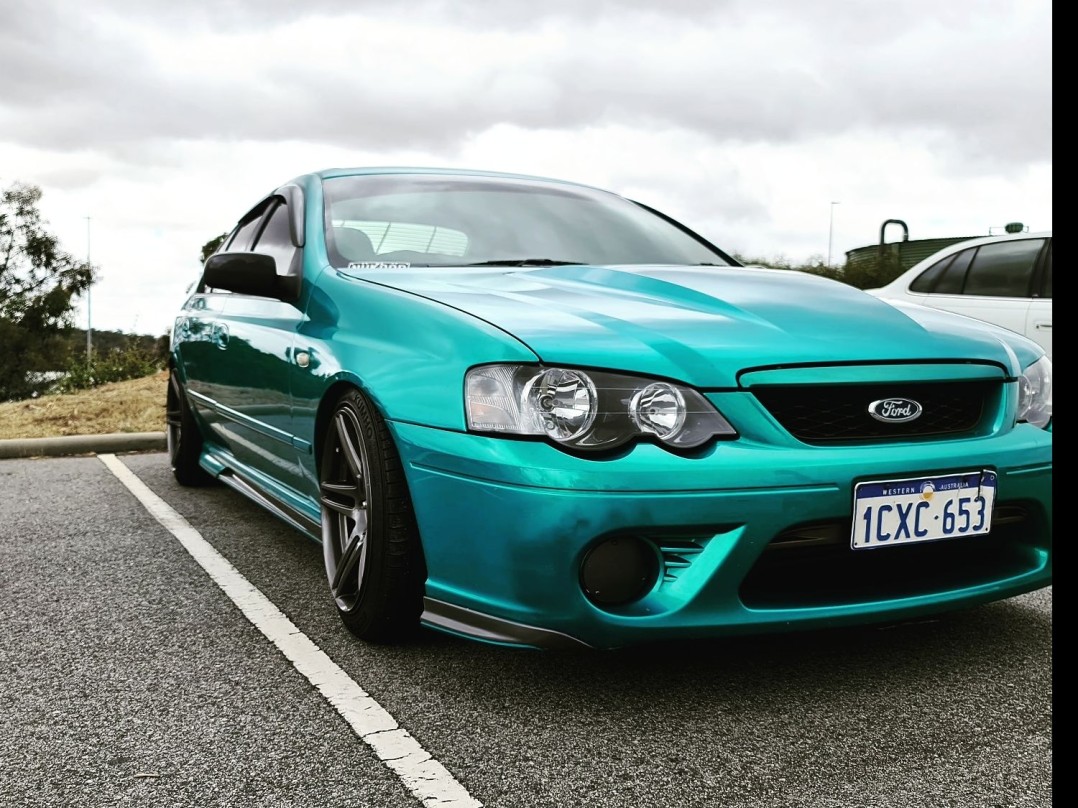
521,368,597,441
1017,355,1052,428
630,383,686,439
465,364,737,451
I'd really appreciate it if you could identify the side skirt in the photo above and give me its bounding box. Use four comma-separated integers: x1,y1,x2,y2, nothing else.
200,447,321,542
216,469,322,541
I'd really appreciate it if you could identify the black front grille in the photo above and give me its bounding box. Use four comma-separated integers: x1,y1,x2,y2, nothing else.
752,380,996,443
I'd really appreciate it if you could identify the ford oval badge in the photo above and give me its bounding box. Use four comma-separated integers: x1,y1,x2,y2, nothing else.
868,398,923,423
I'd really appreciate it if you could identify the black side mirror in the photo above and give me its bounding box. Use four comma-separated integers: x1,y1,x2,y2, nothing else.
202,252,300,302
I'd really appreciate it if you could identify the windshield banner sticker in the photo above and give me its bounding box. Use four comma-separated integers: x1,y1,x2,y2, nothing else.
347,261,411,270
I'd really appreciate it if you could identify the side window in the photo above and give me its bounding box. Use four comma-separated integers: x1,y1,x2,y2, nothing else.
204,201,275,293
962,238,1045,298
910,254,955,293
225,213,265,252
933,249,973,294
251,201,299,275
911,249,972,294
219,225,242,254
1038,244,1052,299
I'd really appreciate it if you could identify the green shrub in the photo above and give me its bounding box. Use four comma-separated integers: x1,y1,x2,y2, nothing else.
733,252,906,290
57,342,163,393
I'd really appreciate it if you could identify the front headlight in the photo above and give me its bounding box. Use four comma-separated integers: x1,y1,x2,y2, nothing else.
465,364,737,451
1017,355,1052,428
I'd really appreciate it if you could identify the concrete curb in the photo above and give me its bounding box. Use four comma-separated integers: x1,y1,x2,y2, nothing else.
0,432,167,460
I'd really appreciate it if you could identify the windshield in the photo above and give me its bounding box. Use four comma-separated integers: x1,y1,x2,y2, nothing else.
322,174,733,269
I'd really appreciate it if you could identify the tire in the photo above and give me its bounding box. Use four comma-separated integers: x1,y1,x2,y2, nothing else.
166,369,213,486
319,388,425,642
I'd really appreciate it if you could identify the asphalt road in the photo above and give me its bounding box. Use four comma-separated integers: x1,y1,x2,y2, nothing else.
0,451,1053,808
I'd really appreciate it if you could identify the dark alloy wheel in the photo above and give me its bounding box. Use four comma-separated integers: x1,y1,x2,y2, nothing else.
318,388,425,642
166,369,212,486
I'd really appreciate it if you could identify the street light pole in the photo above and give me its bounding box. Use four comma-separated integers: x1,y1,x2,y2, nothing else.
85,216,92,362
827,201,840,267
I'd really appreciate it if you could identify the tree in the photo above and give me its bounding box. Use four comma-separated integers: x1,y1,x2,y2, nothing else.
840,251,906,290
0,182,94,400
201,232,228,264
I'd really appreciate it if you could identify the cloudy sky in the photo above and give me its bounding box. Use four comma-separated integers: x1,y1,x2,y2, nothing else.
0,0,1052,337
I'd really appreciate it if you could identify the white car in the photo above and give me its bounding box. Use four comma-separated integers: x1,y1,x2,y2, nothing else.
867,230,1052,358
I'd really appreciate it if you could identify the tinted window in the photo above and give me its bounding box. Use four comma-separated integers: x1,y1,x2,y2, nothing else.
220,225,243,254
962,238,1044,297
935,249,974,294
911,253,958,293
252,201,298,275
225,213,266,252
914,249,973,294
323,174,733,268
1038,244,1052,298
205,202,271,293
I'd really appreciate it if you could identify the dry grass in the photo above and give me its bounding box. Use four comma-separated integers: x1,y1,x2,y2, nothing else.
0,371,168,439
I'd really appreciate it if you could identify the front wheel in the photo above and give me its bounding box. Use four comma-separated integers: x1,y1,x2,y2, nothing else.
319,388,425,642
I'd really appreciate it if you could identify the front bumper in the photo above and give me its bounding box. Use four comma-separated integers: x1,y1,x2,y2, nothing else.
392,421,1052,649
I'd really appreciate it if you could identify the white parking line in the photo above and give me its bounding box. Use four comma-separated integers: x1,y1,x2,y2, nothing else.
98,454,482,808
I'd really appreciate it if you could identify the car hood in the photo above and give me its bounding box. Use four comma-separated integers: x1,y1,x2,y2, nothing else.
346,264,1026,387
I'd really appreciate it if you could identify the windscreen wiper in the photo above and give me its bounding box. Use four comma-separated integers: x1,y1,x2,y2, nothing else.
457,258,585,267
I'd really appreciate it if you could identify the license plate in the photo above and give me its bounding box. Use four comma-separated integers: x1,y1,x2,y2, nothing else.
851,470,996,550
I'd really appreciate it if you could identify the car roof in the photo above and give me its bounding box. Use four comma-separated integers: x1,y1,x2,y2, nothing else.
948,229,1051,245
311,166,612,194
918,229,1050,253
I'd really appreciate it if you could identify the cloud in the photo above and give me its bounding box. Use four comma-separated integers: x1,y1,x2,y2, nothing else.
1,0,1050,164
0,0,1052,335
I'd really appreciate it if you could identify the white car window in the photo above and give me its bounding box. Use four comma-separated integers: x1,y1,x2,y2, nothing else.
911,238,1045,298
963,239,1044,297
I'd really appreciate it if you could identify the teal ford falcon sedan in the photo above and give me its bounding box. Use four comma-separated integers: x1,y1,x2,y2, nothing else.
168,167,1053,649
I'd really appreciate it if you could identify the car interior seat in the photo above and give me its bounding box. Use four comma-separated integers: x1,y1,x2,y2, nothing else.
330,226,377,264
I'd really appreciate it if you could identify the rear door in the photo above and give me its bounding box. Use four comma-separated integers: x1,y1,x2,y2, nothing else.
1025,240,1052,357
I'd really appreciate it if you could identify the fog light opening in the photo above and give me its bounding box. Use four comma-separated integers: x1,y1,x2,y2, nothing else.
580,536,660,607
